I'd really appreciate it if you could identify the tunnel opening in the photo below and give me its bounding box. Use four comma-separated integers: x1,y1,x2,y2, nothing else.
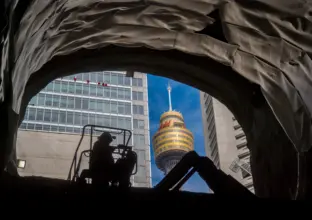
2,0,311,199
9,45,298,198
16,69,250,193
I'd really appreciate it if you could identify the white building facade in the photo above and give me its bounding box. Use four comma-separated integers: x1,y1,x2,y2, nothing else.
17,71,151,187
200,92,254,193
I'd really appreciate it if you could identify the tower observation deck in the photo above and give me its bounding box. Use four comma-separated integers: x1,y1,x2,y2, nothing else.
152,84,194,175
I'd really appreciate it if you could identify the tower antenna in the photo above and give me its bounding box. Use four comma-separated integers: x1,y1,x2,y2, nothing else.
167,83,172,111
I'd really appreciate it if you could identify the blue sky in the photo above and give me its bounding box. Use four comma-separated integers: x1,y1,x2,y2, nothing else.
147,74,209,192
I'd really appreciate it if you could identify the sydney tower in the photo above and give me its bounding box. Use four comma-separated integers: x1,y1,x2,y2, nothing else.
152,84,194,175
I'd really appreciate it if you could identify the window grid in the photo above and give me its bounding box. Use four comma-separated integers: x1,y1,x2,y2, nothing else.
132,78,143,87
133,119,145,129
132,91,144,101
133,105,144,115
21,72,148,141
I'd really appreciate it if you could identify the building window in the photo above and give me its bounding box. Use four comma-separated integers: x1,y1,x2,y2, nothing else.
111,116,118,127
96,100,104,112
125,77,131,86
235,133,245,140
68,82,75,94
133,119,145,129
38,93,45,106
28,108,36,120
132,78,143,87
237,141,247,149
52,95,60,107
54,81,61,93
135,150,146,164
82,113,88,125
133,105,144,115
86,73,93,82
104,72,110,83
60,96,67,108
118,117,126,129
125,118,131,130
111,101,118,114
110,73,118,85
68,97,74,109
208,128,216,140
61,81,68,93
238,151,250,160
43,125,50,132
118,74,124,85
35,124,43,131
89,100,96,111
90,84,96,96
207,108,214,124
43,109,51,123
125,103,131,115
83,84,89,96
234,124,241,130
67,112,74,125
132,91,144,101
27,123,35,130
97,86,103,97
59,126,66,132
82,98,89,110
74,112,81,126
58,111,66,124
97,72,103,82
75,83,82,95
51,110,59,123
134,134,145,146
46,83,53,92
111,87,117,99
118,88,125,100
36,109,44,122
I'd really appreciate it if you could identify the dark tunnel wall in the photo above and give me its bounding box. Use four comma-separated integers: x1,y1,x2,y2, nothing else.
1,0,312,198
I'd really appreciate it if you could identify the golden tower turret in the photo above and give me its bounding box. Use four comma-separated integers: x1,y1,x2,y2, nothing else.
152,84,194,175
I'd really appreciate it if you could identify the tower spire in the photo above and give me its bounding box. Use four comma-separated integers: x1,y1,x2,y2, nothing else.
167,83,172,111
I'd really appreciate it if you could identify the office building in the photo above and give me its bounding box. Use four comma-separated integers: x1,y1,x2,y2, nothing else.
16,71,151,187
200,92,254,193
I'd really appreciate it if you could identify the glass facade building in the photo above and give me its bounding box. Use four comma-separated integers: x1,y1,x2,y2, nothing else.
17,71,151,187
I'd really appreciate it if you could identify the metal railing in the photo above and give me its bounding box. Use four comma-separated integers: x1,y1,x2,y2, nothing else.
67,124,132,182
229,158,251,175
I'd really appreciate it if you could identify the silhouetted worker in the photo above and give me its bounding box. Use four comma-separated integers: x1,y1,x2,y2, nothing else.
90,132,115,187
112,146,137,188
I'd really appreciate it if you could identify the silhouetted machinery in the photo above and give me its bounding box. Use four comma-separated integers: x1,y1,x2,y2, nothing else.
1,124,257,210
68,125,137,188
64,124,256,199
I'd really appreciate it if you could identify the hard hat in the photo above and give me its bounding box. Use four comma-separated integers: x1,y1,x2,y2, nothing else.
98,132,113,143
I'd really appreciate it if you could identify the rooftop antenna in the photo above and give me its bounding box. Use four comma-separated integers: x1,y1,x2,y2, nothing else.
167,82,172,111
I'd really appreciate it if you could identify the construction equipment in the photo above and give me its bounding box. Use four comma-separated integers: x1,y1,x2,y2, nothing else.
67,124,137,186
156,151,256,199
